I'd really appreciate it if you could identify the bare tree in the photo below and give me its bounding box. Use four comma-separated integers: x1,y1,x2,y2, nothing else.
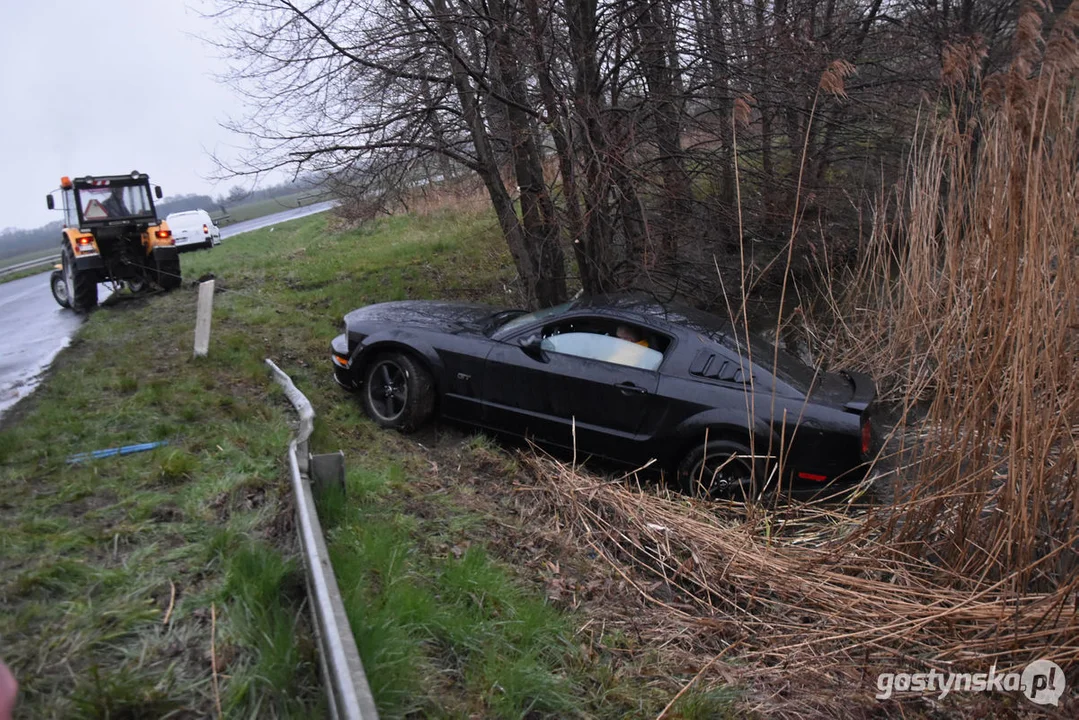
213,0,1026,309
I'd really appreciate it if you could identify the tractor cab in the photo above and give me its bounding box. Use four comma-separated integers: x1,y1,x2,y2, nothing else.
48,172,164,229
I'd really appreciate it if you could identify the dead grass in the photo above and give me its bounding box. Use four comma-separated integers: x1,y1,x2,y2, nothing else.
331,173,505,228
400,175,498,217
515,450,1079,716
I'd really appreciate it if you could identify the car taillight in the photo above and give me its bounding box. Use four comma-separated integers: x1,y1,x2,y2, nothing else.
203,224,209,234
861,418,872,455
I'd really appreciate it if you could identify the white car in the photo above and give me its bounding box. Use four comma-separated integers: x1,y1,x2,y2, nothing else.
166,209,221,252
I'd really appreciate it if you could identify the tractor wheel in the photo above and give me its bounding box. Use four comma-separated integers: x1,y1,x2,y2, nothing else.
156,254,182,290
50,270,70,308
63,246,97,312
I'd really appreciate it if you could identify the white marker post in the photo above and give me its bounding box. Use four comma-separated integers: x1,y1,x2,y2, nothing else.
193,280,215,357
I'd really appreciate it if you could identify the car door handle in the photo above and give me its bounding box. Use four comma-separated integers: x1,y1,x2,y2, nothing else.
614,381,648,395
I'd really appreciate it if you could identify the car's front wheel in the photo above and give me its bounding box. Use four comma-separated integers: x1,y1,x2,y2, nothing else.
676,439,763,500
361,352,434,432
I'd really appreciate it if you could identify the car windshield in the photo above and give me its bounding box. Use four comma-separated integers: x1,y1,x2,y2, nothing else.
491,301,574,336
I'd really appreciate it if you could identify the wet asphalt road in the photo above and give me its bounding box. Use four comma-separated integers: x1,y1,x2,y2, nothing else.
0,201,336,418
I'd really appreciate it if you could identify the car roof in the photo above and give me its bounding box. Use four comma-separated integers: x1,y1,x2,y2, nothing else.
167,210,208,217
569,293,736,338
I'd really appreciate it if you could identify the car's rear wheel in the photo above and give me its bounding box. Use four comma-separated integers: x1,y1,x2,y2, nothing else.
676,439,763,500
361,352,434,432
50,270,70,308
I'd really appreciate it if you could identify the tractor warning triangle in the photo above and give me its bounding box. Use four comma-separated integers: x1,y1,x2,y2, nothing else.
84,199,108,219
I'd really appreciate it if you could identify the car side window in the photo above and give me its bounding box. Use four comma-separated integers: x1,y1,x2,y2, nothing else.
541,332,664,371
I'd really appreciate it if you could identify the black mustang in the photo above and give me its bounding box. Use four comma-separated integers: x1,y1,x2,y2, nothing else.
330,295,876,497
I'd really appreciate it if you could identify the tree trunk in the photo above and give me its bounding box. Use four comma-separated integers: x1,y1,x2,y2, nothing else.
636,0,691,262
525,0,610,296
489,0,567,307
432,0,545,307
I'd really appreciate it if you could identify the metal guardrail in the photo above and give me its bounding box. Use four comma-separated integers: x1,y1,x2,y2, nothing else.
266,359,379,720
0,254,59,277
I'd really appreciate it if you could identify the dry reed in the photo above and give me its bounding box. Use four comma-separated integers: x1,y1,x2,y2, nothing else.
521,452,1077,708
818,2,1079,590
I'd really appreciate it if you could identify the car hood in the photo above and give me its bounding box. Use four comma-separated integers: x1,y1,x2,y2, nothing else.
344,300,503,335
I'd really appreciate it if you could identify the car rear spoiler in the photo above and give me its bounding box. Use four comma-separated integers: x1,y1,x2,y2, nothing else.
839,370,876,413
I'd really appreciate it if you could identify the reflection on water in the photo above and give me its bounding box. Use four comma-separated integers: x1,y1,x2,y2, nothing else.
0,271,89,419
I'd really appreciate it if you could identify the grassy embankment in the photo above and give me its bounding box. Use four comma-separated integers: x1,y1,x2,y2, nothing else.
0,206,736,718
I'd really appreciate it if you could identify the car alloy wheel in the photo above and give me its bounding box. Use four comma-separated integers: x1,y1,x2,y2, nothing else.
366,359,408,423
677,439,761,500
359,351,435,432
689,453,755,498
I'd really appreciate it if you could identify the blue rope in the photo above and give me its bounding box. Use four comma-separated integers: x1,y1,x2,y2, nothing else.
66,440,169,464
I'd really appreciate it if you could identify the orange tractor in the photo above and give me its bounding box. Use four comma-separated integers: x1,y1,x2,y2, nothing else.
46,171,180,310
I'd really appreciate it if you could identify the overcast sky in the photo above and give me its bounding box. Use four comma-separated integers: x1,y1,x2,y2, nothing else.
0,1,254,231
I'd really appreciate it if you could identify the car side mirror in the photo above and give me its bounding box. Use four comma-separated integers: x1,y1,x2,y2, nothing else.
154,186,163,199
46,194,55,210
519,334,546,361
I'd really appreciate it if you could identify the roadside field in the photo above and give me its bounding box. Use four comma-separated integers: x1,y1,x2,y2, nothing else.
1,247,58,268
0,249,61,283
0,208,736,718
0,265,53,284
216,190,332,226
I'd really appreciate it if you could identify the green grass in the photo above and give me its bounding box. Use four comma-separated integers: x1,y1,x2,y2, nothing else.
0,205,740,718
0,264,53,284
317,467,580,718
0,246,59,268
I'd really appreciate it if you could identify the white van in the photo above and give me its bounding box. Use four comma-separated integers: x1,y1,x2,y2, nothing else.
166,209,221,252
